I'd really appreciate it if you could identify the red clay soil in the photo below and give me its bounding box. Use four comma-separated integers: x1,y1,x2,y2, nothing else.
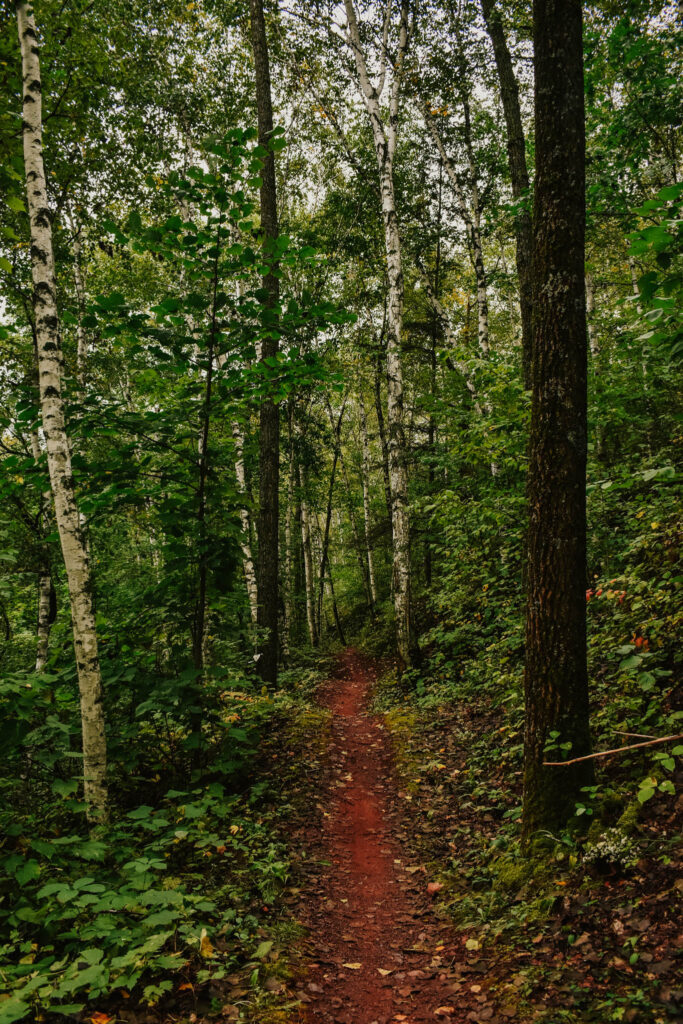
294,649,465,1024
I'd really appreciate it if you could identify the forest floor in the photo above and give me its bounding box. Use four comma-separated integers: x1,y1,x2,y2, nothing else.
288,648,465,1024
105,647,680,1024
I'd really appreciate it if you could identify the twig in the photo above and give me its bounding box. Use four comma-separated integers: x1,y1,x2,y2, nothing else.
543,733,683,767
615,730,658,740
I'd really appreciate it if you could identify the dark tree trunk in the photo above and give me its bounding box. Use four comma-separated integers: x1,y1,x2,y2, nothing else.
250,0,280,684
481,0,533,390
523,0,593,839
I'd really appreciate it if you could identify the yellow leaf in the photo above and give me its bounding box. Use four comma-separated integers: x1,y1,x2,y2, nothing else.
342,962,362,969
199,928,214,958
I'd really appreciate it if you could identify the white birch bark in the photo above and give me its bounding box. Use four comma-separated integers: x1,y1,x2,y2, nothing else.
17,0,108,822
585,272,599,360
358,392,378,609
232,419,258,626
343,0,414,668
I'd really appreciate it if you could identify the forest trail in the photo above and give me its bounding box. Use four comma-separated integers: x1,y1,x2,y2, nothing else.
295,650,464,1024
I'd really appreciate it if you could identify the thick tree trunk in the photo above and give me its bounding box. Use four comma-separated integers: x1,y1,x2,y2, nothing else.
250,0,280,684
358,393,378,608
480,0,533,388
523,0,593,839
17,0,108,823
344,0,415,669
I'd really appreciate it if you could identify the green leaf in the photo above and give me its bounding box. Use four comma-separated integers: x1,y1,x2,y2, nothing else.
254,940,273,960
6,196,26,213
15,859,40,885
0,256,12,273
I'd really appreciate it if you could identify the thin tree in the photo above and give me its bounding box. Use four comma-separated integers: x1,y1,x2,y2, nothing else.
523,0,593,838
343,0,417,670
480,0,533,388
250,0,280,683
16,0,108,822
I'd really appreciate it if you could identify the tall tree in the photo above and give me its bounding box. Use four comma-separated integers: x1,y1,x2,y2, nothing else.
480,0,533,389
250,0,280,684
523,0,593,837
343,0,416,670
16,0,108,823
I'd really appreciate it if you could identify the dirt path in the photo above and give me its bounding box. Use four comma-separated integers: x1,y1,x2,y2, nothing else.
294,649,464,1024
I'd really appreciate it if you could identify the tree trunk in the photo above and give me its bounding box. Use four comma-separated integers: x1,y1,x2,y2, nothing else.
232,418,259,626
317,400,347,634
585,272,599,360
250,0,280,684
344,0,415,671
298,460,318,646
480,0,533,388
523,0,593,839
30,429,55,673
359,392,378,608
283,404,295,656
422,106,490,358
17,0,108,823
373,348,394,530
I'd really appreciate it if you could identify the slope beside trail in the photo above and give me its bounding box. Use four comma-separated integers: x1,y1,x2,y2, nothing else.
292,649,466,1024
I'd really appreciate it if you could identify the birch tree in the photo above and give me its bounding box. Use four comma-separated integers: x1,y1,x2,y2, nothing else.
342,0,416,669
16,0,108,822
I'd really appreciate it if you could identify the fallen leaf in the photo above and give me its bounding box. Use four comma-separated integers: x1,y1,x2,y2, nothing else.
435,1009,455,1018
199,929,214,958
378,968,393,976
427,881,444,895
343,962,362,969
89,1016,113,1024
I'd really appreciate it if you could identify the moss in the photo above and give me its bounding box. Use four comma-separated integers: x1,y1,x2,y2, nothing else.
490,853,534,892
616,798,642,834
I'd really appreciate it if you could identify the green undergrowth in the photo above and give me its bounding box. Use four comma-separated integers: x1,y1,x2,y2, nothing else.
0,665,330,1024
372,474,681,1022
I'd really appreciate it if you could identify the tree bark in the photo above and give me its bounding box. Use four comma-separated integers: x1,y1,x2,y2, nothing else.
480,0,533,388
232,418,259,626
17,0,108,823
250,0,280,684
343,0,415,668
373,347,394,531
358,392,378,608
30,429,55,673
298,459,318,646
523,0,593,839
317,400,347,634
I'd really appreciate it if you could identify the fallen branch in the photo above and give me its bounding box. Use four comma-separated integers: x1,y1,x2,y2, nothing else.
543,733,683,767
